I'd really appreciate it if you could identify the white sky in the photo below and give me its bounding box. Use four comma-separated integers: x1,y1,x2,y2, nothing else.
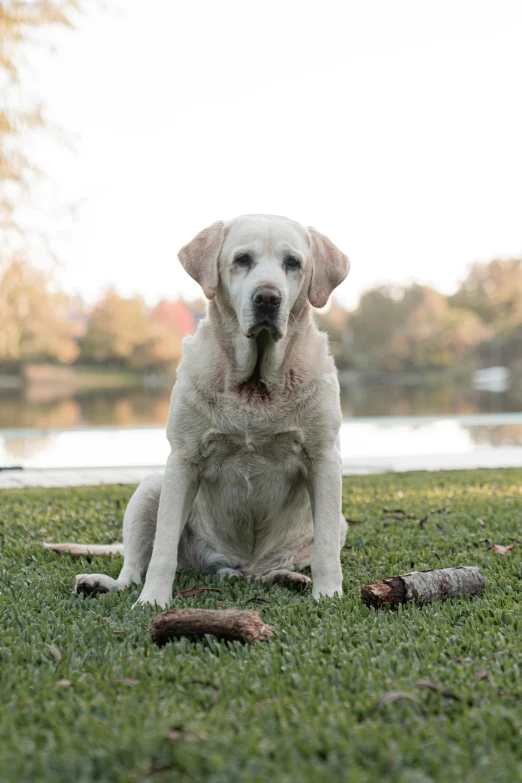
24,0,522,308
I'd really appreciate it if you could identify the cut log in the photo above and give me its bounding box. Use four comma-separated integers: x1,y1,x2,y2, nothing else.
361,566,485,609
148,608,274,646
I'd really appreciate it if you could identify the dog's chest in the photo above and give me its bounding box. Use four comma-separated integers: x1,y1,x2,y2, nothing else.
199,427,307,482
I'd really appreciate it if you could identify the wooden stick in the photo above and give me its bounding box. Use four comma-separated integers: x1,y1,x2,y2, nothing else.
361,566,485,609
43,542,124,556
148,608,274,646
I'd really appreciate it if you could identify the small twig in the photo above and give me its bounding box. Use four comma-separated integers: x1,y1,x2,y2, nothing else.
418,507,450,526
414,680,461,701
244,598,271,606
176,586,223,598
382,508,417,520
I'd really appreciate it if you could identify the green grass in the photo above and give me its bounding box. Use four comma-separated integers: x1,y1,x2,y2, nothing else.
1,469,522,783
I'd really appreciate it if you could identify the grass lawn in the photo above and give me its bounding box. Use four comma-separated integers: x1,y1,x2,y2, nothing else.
1,469,521,783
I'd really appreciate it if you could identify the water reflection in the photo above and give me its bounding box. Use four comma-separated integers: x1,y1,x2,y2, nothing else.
2,382,522,471
2,380,522,430
0,387,171,429
340,383,522,419
465,424,522,447
2,416,522,471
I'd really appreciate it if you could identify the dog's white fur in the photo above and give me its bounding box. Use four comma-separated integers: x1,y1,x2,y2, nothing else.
74,214,350,606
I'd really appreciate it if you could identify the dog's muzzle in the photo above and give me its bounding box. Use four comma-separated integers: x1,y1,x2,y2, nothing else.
252,286,281,317
246,286,284,339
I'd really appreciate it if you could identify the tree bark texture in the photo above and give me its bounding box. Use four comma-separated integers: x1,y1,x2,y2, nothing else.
148,608,274,646
361,566,485,609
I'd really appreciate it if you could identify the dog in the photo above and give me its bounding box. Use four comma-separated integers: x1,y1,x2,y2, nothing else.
72,214,350,606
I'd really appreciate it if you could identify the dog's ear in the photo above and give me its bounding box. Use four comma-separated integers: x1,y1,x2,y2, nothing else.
178,221,227,300
307,227,350,309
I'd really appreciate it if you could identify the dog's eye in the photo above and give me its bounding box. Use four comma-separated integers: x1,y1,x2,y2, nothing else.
285,256,301,270
234,253,252,268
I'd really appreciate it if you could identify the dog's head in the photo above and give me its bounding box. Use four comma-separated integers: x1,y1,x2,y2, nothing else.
178,214,349,340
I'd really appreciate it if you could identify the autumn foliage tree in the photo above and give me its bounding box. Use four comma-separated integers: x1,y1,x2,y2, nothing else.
80,291,188,370
0,257,80,364
1,1,80,262
450,259,522,330
80,289,149,368
332,281,495,372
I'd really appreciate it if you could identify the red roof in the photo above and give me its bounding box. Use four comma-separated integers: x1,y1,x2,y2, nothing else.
151,300,196,336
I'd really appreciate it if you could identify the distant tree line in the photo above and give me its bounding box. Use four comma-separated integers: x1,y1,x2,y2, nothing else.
317,257,522,374
0,259,205,371
1,256,522,375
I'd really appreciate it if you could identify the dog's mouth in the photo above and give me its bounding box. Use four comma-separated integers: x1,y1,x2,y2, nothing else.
246,320,284,342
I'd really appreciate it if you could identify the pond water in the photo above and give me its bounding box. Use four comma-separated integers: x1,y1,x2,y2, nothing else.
2,380,522,430
1,383,522,473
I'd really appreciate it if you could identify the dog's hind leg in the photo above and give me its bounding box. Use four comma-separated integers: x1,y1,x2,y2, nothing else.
75,472,162,597
260,569,312,592
258,516,348,594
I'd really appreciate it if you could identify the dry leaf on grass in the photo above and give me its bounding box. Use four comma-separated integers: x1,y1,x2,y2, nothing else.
487,542,516,555
493,544,516,554
344,518,363,525
44,644,62,663
55,680,71,689
414,680,461,700
245,598,271,606
373,691,426,715
163,726,206,742
471,670,490,686
176,586,223,598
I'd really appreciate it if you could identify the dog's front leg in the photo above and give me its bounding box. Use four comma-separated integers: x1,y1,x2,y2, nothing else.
308,452,343,599
134,451,199,608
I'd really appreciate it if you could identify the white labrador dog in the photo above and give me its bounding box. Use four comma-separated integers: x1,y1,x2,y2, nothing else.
73,214,349,606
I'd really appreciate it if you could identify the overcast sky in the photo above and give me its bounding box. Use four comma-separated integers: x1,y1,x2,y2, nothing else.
25,0,522,308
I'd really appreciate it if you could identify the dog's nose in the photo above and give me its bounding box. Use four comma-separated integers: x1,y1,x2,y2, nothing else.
252,287,282,309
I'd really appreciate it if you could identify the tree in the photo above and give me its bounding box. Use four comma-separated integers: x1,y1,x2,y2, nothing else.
349,286,405,370
1,1,80,263
0,257,80,364
81,289,149,367
450,258,522,329
314,298,353,368
347,283,490,372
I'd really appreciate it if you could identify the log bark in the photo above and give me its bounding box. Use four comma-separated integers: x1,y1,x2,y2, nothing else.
361,566,485,609
148,608,274,646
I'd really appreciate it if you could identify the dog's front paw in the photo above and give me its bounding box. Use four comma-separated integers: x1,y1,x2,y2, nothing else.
75,573,117,596
312,579,343,600
132,589,171,610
